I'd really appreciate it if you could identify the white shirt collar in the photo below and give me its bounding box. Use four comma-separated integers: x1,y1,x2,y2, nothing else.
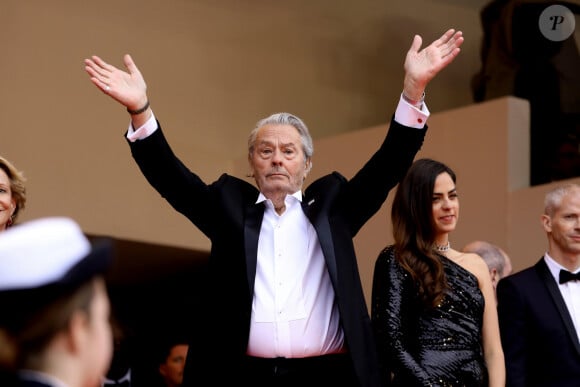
256,191,303,204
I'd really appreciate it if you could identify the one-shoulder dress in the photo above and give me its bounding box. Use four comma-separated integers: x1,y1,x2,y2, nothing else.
371,245,487,387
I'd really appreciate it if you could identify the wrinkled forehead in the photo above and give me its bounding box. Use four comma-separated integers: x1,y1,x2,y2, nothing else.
256,123,303,144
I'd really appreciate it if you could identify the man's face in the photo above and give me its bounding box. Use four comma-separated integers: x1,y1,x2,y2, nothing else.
159,344,189,387
249,124,310,198
543,189,580,258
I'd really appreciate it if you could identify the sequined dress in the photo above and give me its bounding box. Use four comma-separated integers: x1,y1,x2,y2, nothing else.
371,246,488,386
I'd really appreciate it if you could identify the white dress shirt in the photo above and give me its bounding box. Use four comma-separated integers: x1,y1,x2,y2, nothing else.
246,192,343,357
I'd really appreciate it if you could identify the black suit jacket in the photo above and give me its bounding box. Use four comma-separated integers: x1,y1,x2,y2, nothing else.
128,117,426,387
497,258,580,387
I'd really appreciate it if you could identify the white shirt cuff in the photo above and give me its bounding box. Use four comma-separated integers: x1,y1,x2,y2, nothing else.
126,112,158,142
394,94,430,129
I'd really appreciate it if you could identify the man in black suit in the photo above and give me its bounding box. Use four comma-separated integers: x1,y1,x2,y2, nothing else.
497,183,580,387
84,28,463,387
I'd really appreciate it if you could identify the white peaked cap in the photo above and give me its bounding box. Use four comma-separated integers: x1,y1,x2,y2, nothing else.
0,217,112,292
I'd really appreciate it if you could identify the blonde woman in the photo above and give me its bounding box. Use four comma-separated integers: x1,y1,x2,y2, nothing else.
0,156,26,231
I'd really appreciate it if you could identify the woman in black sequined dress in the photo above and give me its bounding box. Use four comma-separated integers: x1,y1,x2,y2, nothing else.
371,159,504,386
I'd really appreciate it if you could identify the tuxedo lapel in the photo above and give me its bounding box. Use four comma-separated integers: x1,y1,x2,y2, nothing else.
244,202,264,296
301,196,338,283
536,259,580,354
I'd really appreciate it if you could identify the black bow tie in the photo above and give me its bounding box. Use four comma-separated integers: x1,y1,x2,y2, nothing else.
559,269,580,284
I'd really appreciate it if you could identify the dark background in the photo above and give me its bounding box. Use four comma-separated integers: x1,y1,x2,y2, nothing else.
92,236,209,387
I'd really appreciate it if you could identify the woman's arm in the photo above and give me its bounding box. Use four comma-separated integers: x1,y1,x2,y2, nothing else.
472,254,506,387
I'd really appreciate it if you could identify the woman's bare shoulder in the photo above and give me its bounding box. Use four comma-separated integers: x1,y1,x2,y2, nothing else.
447,250,489,279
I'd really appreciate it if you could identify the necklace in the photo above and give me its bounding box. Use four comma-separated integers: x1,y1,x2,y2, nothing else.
434,241,450,253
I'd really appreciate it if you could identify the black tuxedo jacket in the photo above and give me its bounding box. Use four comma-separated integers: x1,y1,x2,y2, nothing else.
128,117,426,387
497,258,580,387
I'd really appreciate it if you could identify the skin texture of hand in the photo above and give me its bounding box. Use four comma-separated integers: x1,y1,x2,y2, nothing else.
84,54,151,125
403,28,464,101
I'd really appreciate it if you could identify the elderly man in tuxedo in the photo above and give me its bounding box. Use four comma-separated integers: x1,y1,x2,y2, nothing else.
497,183,580,386
84,29,463,387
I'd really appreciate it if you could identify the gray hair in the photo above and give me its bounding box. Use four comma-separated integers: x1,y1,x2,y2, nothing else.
544,183,580,217
248,112,314,171
464,241,506,277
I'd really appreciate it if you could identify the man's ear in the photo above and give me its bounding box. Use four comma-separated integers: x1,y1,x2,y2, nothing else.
247,156,255,178
541,214,552,232
304,158,312,177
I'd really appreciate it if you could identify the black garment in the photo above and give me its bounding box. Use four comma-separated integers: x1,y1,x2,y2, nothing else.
128,117,426,387
497,258,580,386
0,371,17,387
559,269,580,284
242,353,357,387
371,246,487,386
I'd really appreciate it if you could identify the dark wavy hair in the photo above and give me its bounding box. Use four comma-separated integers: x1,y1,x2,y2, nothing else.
391,158,457,308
